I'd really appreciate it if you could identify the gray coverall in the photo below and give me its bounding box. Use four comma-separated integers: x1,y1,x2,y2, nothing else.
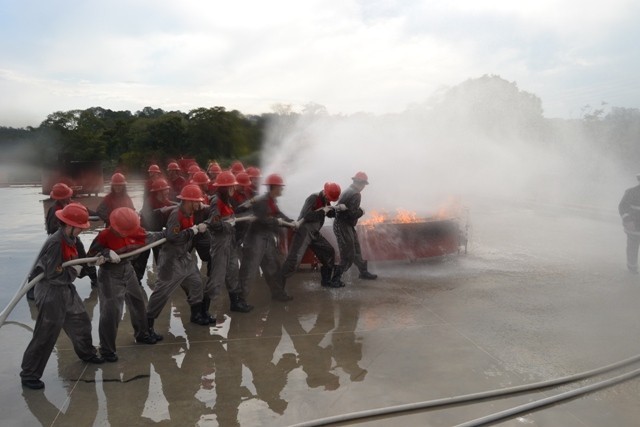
203,195,240,310
619,184,640,272
146,206,204,319
333,185,368,274
237,195,292,299
89,228,165,356
282,191,335,276
20,230,99,382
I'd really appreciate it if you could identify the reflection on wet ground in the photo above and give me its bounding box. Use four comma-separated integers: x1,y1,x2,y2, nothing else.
3,186,640,426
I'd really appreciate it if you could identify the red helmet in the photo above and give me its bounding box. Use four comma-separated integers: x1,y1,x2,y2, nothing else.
230,161,245,175
111,172,127,185
263,173,285,186
207,162,222,174
50,183,73,200
151,178,171,192
215,171,239,187
235,172,251,186
323,182,341,202
177,184,205,202
352,171,369,185
188,164,201,175
148,164,161,174
191,171,210,185
55,202,90,229
167,162,181,171
110,207,141,237
246,166,261,178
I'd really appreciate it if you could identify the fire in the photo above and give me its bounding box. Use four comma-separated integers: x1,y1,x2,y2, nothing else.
360,209,422,227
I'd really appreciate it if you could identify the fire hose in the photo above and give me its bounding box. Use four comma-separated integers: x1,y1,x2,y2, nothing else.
0,215,256,328
289,352,640,427
0,237,167,328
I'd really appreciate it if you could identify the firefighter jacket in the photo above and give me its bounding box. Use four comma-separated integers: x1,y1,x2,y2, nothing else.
206,194,235,236
140,195,175,231
335,185,364,227
30,229,81,286
246,194,293,236
298,191,332,233
88,227,165,263
97,192,135,226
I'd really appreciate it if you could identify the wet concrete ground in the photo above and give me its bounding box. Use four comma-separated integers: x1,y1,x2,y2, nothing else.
1,186,640,426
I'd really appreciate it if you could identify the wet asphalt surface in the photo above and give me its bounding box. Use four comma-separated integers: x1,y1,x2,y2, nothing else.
1,186,640,426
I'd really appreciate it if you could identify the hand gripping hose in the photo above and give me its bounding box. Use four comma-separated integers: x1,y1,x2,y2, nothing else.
0,238,167,328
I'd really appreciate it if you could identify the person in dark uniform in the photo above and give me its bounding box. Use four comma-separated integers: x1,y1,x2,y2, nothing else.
167,162,186,202
237,174,297,303
332,171,377,286
88,207,165,362
96,172,135,227
31,182,97,299
282,182,344,288
201,171,253,323
619,173,640,273
146,184,210,338
20,203,104,390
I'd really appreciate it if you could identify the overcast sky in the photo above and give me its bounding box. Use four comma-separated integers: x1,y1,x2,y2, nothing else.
1,0,640,127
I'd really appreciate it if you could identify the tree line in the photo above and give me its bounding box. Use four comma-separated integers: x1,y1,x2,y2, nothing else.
2,75,640,181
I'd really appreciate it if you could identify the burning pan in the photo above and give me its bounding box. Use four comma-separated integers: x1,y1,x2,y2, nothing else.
284,217,467,266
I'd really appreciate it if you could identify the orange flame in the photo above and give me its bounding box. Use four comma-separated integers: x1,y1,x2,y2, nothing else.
360,209,422,227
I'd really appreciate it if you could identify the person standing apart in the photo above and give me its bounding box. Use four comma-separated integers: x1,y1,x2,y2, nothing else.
619,173,640,273
332,172,377,285
20,203,104,389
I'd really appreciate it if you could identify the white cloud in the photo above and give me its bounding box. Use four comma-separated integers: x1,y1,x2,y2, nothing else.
1,0,640,126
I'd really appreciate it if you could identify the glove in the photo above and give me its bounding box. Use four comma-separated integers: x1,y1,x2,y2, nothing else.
95,256,106,266
71,265,83,275
197,223,208,233
277,218,286,227
226,217,236,227
190,224,199,234
108,250,121,263
320,206,332,214
335,204,347,212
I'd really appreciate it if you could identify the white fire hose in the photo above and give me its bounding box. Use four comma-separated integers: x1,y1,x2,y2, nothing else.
0,215,256,328
0,238,167,328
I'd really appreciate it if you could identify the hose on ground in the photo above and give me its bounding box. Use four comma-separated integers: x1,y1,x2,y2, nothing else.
289,353,640,427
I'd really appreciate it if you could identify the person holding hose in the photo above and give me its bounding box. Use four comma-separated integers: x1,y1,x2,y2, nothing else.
202,171,252,324
238,174,297,303
29,182,98,299
20,203,104,390
97,172,135,227
88,207,166,362
332,172,377,286
146,184,210,338
282,182,345,288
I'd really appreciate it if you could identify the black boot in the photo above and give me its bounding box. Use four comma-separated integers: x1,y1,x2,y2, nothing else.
359,262,377,280
190,303,210,325
202,296,216,326
329,266,346,288
320,266,333,287
147,317,163,341
230,292,253,313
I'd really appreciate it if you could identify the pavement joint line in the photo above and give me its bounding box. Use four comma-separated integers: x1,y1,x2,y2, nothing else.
52,361,89,427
